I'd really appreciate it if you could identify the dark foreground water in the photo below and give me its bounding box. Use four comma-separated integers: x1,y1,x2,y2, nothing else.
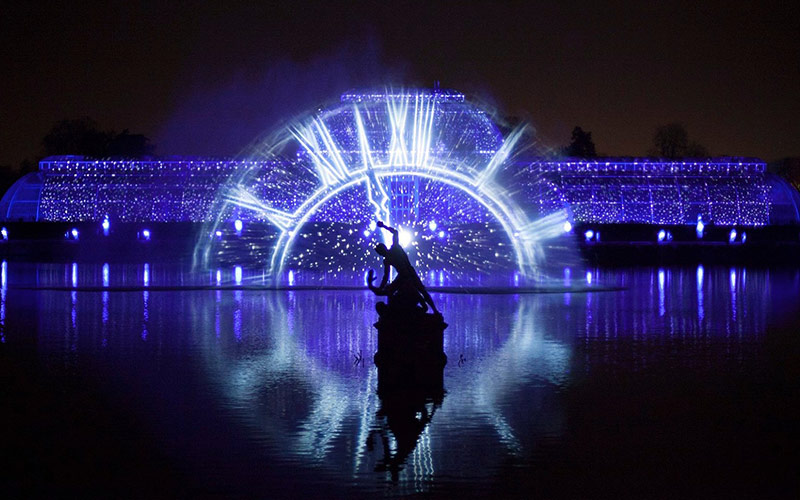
1,263,799,498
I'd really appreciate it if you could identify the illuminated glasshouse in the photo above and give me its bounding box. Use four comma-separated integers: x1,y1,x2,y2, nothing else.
1,89,798,279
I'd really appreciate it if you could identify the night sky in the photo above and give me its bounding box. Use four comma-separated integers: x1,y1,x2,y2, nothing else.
1,1,798,167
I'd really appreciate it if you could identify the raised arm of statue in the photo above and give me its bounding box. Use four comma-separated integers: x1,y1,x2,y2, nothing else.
377,221,400,247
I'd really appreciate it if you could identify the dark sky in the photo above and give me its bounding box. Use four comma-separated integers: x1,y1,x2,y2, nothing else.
1,0,798,167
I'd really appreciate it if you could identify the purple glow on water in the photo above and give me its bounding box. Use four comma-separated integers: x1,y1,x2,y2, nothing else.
1,262,797,497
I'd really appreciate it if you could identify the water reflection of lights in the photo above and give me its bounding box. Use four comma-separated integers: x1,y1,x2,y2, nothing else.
142,290,149,341
0,261,6,343
194,290,570,487
101,290,109,347
9,263,779,490
697,265,705,323
730,268,737,322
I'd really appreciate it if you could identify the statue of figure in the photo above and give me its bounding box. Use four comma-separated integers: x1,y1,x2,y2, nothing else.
372,221,440,315
367,269,428,313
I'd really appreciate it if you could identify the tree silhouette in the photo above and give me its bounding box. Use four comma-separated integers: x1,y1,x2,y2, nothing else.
685,141,709,158
42,118,154,158
107,129,154,157
42,117,110,158
651,123,708,158
562,126,596,158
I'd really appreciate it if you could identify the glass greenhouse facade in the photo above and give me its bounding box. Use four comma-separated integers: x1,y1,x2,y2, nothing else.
522,158,800,226
1,156,797,226
0,89,798,228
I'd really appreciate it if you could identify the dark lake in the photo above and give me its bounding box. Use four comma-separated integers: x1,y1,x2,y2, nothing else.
2,262,798,498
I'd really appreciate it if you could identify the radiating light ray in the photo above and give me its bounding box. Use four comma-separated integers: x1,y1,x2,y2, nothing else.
387,96,410,167
203,88,573,284
225,186,295,231
313,118,350,181
354,106,391,224
516,209,571,242
292,123,345,186
474,125,526,189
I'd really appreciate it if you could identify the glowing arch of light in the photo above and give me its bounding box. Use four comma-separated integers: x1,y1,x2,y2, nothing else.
263,165,535,279
213,91,568,283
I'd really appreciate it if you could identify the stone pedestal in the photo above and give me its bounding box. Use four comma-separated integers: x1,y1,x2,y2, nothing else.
373,306,447,395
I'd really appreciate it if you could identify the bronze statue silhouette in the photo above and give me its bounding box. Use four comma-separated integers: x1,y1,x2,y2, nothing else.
367,220,448,401
371,221,440,315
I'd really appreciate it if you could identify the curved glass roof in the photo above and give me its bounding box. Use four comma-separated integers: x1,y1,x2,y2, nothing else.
0,173,44,221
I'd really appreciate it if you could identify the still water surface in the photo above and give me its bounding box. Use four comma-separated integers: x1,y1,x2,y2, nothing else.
1,263,798,497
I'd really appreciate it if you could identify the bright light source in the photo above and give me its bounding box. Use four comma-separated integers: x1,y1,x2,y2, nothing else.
729,228,737,243
657,229,666,242
234,266,242,284
368,220,377,231
71,228,79,239
428,220,437,231
584,229,594,242
562,221,572,233
102,217,110,235
363,229,370,237
142,229,151,240
696,215,705,239
215,230,222,238
234,219,243,232
741,231,747,243
0,227,7,240
399,228,413,247
288,270,295,286
438,230,445,239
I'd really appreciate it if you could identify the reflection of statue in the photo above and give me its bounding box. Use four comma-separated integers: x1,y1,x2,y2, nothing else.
373,221,440,315
367,379,445,482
